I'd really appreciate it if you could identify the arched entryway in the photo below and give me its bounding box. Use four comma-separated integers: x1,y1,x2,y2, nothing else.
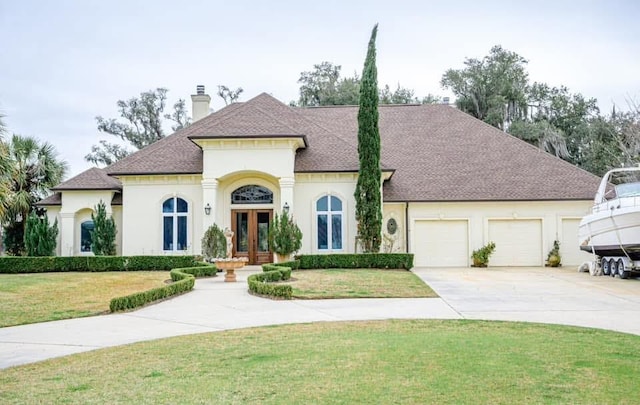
230,184,274,264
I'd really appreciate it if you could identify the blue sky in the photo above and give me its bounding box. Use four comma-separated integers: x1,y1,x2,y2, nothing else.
1,0,639,178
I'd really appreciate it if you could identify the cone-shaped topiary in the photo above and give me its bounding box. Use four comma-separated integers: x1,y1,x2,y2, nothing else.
201,223,227,260
268,211,302,257
24,212,58,256
354,24,382,253
91,200,117,256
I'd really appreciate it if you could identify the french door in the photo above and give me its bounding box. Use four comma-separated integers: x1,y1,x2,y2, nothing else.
231,209,273,265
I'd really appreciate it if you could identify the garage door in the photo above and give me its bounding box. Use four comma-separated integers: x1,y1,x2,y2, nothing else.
561,218,593,266
488,219,542,266
413,220,468,267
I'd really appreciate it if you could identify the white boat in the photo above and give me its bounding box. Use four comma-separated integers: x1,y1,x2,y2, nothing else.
578,167,640,275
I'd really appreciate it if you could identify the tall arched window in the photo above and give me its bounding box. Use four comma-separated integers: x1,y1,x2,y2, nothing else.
316,195,343,251
80,221,94,253
163,197,188,251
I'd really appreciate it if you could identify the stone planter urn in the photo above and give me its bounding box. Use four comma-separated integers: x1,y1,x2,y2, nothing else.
213,258,248,282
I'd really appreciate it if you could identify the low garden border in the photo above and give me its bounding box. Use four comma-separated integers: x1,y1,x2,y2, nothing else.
110,265,218,311
248,265,293,299
0,255,202,273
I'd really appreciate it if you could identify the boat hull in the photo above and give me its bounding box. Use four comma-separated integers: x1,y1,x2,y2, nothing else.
579,205,640,260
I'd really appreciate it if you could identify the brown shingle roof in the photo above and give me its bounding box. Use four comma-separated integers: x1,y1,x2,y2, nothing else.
54,93,601,201
52,167,122,191
299,104,600,201
36,191,122,206
36,192,61,206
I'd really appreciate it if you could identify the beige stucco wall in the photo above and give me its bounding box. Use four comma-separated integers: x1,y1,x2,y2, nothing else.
407,200,593,267
119,175,202,256
50,190,121,256
383,203,407,253
294,172,358,254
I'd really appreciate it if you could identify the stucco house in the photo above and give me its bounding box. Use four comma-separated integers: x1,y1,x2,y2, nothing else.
38,86,600,267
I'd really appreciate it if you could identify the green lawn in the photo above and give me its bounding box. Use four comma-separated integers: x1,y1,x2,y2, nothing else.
285,269,437,299
0,272,170,327
1,320,639,404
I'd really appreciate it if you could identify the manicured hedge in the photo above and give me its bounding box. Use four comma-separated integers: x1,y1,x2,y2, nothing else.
249,265,292,299
297,253,414,270
170,265,218,281
110,264,218,312
0,255,201,274
274,260,300,270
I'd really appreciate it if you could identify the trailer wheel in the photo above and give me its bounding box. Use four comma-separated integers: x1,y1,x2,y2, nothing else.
609,259,617,277
617,259,629,279
602,258,610,276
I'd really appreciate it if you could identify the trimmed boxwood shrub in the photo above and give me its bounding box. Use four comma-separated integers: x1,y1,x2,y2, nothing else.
249,265,292,299
110,264,218,312
0,255,201,274
297,253,413,270
170,265,218,281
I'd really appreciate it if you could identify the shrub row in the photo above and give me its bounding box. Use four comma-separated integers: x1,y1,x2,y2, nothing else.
110,264,218,312
297,253,414,270
0,255,201,274
249,265,292,299
170,265,218,281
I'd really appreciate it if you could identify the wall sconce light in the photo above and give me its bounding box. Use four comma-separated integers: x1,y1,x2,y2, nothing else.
283,202,290,213
204,203,211,216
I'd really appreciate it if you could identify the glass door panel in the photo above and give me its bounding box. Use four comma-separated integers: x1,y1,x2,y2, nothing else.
236,212,248,253
257,212,270,252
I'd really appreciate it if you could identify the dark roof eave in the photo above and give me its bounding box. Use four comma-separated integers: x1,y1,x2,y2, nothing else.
382,197,595,203
108,171,202,177
188,134,308,148
51,186,122,191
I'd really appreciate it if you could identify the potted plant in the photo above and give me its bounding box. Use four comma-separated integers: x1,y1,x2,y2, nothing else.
471,242,496,267
268,211,302,263
201,223,226,264
546,240,562,267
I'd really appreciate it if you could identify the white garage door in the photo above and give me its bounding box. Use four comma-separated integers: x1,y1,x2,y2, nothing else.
413,220,468,267
561,218,593,266
488,219,542,266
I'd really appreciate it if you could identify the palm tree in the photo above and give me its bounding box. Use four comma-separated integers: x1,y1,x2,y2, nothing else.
3,135,67,250
0,114,10,221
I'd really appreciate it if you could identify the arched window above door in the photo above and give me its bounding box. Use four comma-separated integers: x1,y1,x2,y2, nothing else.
231,185,273,204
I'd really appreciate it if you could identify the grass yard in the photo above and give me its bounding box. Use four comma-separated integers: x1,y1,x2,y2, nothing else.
0,272,170,327
1,320,639,404
285,268,437,299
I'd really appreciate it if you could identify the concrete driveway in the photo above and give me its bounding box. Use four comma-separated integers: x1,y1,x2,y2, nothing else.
413,266,640,335
1,266,639,369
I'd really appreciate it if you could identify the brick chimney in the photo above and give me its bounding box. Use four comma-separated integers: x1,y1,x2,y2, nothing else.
191,85,211,122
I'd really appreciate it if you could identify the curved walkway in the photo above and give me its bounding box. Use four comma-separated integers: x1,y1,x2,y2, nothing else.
1,266,640,369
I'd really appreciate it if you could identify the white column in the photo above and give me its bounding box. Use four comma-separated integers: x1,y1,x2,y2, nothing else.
59,212,75,256
279,177,295,215
202,178,218,231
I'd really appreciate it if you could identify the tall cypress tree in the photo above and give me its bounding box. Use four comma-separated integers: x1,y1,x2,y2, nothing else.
354,24,382,253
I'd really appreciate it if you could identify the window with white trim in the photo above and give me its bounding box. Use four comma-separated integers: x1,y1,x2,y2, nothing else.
163,197,188,251
316,195,343,250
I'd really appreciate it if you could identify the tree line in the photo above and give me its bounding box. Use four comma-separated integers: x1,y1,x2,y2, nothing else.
86,46,639,176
